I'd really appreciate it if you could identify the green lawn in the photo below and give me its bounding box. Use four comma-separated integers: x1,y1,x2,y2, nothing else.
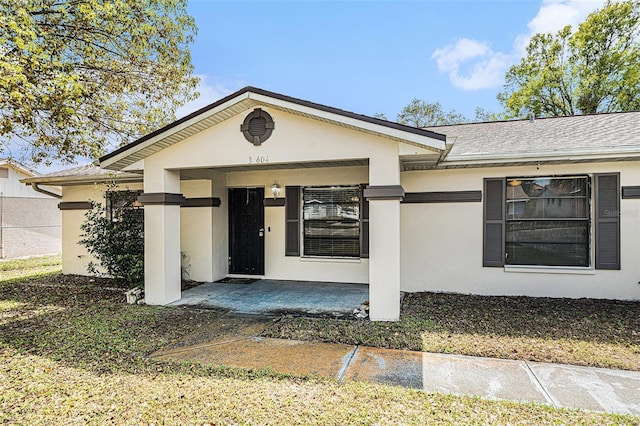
1,268,638,424
0,255,62,283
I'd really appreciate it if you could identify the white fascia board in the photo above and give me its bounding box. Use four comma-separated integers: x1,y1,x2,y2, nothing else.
442,148,640,167
249,93,447,152
100,93,252,170
20,173,143,186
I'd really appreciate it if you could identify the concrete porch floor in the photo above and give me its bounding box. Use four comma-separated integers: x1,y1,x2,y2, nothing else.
169,279,369,316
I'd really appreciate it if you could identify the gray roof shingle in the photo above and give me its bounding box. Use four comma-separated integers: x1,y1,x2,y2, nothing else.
424,111,640,164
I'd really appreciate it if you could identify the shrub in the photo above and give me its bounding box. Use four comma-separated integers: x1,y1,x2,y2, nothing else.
80,187,144,288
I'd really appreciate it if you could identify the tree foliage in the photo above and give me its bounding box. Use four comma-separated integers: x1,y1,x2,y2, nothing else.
396,98,468,127
473,107,505,122
498,0,640,118
0,0,198,163
80,186,144,287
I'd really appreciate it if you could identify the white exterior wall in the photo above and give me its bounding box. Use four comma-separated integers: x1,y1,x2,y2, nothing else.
400,162,640,301
179,177,228,283
0,166,58,198
227,166,370,283
60,183,143,275
140,107,407,286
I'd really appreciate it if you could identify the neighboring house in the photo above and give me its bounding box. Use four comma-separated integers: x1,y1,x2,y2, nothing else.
0,159,61,259
21,87,640,321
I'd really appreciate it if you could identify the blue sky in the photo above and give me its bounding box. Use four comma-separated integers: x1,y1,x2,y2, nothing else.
24,0,609,173
180,0,609,120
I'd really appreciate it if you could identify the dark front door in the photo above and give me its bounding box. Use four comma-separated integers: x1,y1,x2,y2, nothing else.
229,187,265,275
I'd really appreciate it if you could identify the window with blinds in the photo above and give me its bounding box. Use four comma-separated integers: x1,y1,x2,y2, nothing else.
505,176,590,267
302,186,360,257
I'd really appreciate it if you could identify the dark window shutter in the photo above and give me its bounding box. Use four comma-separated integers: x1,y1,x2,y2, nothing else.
483,178,505,267
285,186,301,256
595,173,620,270
360,184,369,258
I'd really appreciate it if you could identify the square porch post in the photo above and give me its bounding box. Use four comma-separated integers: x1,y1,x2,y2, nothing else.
366,154,403,321
139,168,184,305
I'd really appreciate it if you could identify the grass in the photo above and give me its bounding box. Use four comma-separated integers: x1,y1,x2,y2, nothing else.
1,268,638,424
263,292,640,371
0,255,62,283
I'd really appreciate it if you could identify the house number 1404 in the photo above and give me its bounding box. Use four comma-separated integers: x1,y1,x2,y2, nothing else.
249,155,268,164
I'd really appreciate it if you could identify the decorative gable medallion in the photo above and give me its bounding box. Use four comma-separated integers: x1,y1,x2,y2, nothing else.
241,108,275,145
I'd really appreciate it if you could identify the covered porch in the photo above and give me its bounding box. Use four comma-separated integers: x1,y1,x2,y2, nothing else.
97,87,448,321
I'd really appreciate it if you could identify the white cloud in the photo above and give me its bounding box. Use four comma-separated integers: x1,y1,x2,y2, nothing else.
432,39,511,90
176,75,241,118
432,0,609,91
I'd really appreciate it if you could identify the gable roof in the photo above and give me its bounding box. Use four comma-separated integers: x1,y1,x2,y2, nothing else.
100,86,447,171
424,111,640,168
0,158,40,177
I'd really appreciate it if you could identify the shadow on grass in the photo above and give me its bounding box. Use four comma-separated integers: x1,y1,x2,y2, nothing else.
0,274,305,381
262,292,640,369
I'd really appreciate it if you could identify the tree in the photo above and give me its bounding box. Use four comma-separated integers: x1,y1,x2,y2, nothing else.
80,186,144,288
498,1,640,118
474,107,505,122
0,0,198,164
396,98,468,127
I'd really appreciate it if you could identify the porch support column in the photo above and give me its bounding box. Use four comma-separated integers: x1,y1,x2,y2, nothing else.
366,154,403,321
140,168,184,305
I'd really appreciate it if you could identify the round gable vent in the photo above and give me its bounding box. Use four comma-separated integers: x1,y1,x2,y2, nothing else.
241,108,274,145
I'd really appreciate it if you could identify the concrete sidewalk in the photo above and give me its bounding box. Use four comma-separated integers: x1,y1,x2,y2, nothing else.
151,315,640,416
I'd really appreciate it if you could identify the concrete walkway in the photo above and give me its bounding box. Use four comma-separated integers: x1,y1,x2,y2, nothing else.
151,315,640,416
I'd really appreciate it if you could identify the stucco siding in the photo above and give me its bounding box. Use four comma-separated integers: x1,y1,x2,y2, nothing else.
144,107,402,171
400,161,640,300
60,183,143,275
227,166,370,283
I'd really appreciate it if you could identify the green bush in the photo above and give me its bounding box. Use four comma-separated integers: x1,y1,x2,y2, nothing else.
80,188,144,288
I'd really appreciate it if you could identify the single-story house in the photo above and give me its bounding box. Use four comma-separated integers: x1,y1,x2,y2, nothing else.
22,87,640,320
0,158,61,259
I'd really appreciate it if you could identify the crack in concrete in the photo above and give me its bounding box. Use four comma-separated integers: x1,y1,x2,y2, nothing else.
337,345,359,381
523,361,557,407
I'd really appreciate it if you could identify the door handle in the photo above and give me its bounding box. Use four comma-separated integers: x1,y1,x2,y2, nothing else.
258,228,264,237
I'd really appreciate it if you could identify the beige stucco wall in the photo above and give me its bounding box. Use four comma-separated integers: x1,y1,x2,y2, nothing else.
60,182,143,276
58,104,640,303
227,166,370,283
139,106,406,285
143,106,407,171
400,161,640,301
180,177,228,283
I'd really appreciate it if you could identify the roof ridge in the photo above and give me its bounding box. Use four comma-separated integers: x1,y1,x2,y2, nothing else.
424,110,640,129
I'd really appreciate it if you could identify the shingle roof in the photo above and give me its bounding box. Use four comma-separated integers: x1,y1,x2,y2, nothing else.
424,111,640,167
0,158,40,177
20,164,142,185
